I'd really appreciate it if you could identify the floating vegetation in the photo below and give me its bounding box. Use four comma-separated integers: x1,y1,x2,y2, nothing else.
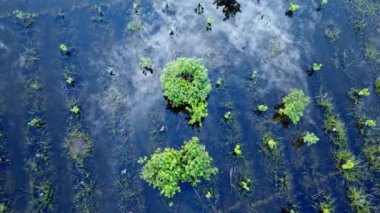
335,150,359,182
139,137,218,198
64,74,75,86
375,77,380,94
239,178,253,192
27,117,44,128
224,111,232,120
302,132,319,146
285,1,300,17
257,104,268,112
318,196,334,213
363,138,380,171
349,88,370,104
364,43,379,61
59,43,70,56
261,134,280,157
233,144,242,157
13,10,37,27
160,58,211,126
139,56,153,75
276,89,310,125
347,187,370,213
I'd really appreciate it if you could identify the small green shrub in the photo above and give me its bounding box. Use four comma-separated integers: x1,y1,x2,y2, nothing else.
313,63,323,71
302,132,319,146
160,58,211,126
64,75,75,86
289,2,300,12
279,89,310,124
233,144,242,157
59,44,70,55
70,105,80,114
140,137,218,198
239,179,253,192
139,57,152,70
224,111,232,120
364,119,376,127
28,118,43,128
258,105,268,112
357,88,370,96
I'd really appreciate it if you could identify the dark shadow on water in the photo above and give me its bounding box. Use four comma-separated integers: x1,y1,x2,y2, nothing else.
213,0,241,20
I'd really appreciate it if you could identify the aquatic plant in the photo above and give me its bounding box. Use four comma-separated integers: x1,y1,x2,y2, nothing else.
322,0,328,4
323,114,346,146
64,74,75,86
216,77,223,87
376,77,380,94
261,134,280,157
205,191,212,199
139,57,153,74
224,111,232,120
302,132,319,146
289,2,300,12
65,129,92,164
70,105,81,115
140,137,218,198
186,101,208,126
59,44,70,55
324,27,341,42
28,118,43,128
233,144,242,157
313,63,323,71
13,10,37,27
347,187,370,213
357,88,370,96
318,196,334,213
335,150,359,182
0,203,8,212
127,21,142,31
160,58,211,126
364,119,376,127
365,44,378,61
38,181,55,210
363,138,380,171
250,70,258,81
278,89,310,124
353,20,366,31
239,179,253,192
258,105,268,112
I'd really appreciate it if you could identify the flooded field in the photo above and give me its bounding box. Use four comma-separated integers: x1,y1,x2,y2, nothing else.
0,0,379,212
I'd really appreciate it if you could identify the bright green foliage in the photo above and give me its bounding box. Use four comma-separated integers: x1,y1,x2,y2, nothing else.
239,179,253,192
322,0,328,5
313,63,323,71
289,2,300,11
302,132,319,146
364,119,376,127
335,150,358,182
233,144,242,157
205,191,212,199
358,88,370,96
348,187,370,213
160,58,211,126
140,137,218,198
186,101,208,126
65,75,75,86
267,139,277,149
28,118,43,128
258,105,268,112
60,44,69,54
224,111,232,120
279,89,310,124
70,105,80,114
139,57,152,69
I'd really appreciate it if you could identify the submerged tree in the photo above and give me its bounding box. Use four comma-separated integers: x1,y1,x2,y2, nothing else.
160,58,212,126
139,137,218,198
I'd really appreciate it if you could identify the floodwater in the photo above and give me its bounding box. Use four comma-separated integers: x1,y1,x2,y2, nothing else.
0,0,379,212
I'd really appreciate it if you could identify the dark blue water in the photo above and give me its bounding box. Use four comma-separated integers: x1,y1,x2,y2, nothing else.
0,0,379,212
